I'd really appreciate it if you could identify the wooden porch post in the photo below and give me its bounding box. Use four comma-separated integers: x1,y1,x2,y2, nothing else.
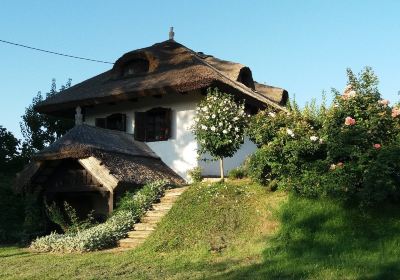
108,191,114,214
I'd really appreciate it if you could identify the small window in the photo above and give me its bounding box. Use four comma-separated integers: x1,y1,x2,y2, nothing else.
122,59,149,77
134,108,171,142
237,67,255,89
95,113,126,132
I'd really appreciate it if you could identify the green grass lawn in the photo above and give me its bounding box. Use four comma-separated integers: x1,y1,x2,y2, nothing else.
1,180,400,279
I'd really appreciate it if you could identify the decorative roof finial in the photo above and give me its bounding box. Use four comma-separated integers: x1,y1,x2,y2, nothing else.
75,106,83,125
169,27,174,40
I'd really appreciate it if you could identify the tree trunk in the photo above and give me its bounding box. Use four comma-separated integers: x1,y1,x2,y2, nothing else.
220,158,224,181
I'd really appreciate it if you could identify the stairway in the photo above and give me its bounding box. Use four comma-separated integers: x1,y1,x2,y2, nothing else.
118,186,188,249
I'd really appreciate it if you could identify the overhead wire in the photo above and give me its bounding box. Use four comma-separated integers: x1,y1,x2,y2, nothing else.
0,39,114,64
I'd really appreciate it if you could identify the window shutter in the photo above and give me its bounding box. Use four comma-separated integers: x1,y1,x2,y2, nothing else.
164,108,172,139
134,112,147,141
106,113,126,132
95,118,106,128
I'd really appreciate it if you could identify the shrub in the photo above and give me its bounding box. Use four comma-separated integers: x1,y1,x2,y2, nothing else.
247,67,400,207
30,180,168,252
188,167,203,183
228,166,247,179
46,201,97,234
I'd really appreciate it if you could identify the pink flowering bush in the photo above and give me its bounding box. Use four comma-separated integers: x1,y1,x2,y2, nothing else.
248,67,400,206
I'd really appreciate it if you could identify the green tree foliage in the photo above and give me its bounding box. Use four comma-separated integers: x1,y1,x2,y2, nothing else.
20,79,74,160
192,88,249,179
0,126,21,174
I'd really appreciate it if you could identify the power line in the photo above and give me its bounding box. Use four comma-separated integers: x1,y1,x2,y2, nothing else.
0,39,114,64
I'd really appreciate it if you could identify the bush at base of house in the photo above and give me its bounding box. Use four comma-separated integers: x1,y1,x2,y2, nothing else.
247,67,400,207
228,166,247,179
30,180,168,253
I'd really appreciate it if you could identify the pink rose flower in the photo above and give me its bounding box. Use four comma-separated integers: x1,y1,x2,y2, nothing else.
392,107,400,118
378,99,390,106
373,143,381,149
344,117,356,126
342,86,356,100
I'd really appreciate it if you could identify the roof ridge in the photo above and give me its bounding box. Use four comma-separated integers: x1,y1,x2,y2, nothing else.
179,44,285,110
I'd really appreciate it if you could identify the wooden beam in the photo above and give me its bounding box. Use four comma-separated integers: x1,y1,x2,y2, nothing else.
78,157,118,192
108,192,114,214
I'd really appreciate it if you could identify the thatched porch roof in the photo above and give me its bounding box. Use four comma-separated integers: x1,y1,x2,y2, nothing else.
35,40,288,116
15,125,185,193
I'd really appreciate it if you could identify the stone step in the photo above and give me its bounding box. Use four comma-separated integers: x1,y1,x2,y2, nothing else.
119,238,144,248
159,197,179,203
165,188,187,194
134,223,156,231
152,204,173,211
145,210,169,217
128,230,152,238
141,216,163,224
164,190,185,195
115,186,189,250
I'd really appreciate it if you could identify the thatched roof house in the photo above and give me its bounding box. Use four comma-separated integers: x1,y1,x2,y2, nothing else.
18,32,288,218
35,39,287,116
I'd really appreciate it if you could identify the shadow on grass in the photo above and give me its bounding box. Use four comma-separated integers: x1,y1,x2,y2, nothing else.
206,196,400,280
0,246,30,259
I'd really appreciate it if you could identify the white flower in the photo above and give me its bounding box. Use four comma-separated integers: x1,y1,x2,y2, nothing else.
223,129,228,134
212,114,216,119
206,116,210,119
235,127,239,132
286,128,295,138
201,125,208,130
310,136,318,142
233,117,239,121
202,107,208,112
348,90,356,98
219,122,223,127
268,112,276,118
211,126,216,131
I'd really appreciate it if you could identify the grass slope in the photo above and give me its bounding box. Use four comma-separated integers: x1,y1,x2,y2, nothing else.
0,180,285,279
1,180,400,279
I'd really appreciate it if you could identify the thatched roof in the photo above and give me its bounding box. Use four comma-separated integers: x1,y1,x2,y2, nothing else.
35,40,288,116
15,125,184,192
254,82,288,106
34,124,158,160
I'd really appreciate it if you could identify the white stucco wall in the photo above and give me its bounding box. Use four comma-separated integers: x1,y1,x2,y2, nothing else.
84,91,257,181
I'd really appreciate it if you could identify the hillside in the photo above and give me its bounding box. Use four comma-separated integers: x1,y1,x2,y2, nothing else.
1,180,400,279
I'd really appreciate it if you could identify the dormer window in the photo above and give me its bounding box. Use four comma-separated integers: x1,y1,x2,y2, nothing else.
122,59,149,77
95,113,126,132
237,67,255,90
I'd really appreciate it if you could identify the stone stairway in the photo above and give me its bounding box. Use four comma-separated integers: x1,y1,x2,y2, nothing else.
118,186,188,249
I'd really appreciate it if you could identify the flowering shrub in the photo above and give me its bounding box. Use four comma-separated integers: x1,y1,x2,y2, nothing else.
192,88,249,179
30,180,168,252
188,166,203,183
248,67,400,206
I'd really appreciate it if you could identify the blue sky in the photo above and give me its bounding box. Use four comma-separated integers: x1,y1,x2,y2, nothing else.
1,1,399,138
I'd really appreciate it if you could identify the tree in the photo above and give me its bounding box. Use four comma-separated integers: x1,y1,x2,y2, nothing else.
20,79,74,161
0,126,21,174
192,88,249,180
